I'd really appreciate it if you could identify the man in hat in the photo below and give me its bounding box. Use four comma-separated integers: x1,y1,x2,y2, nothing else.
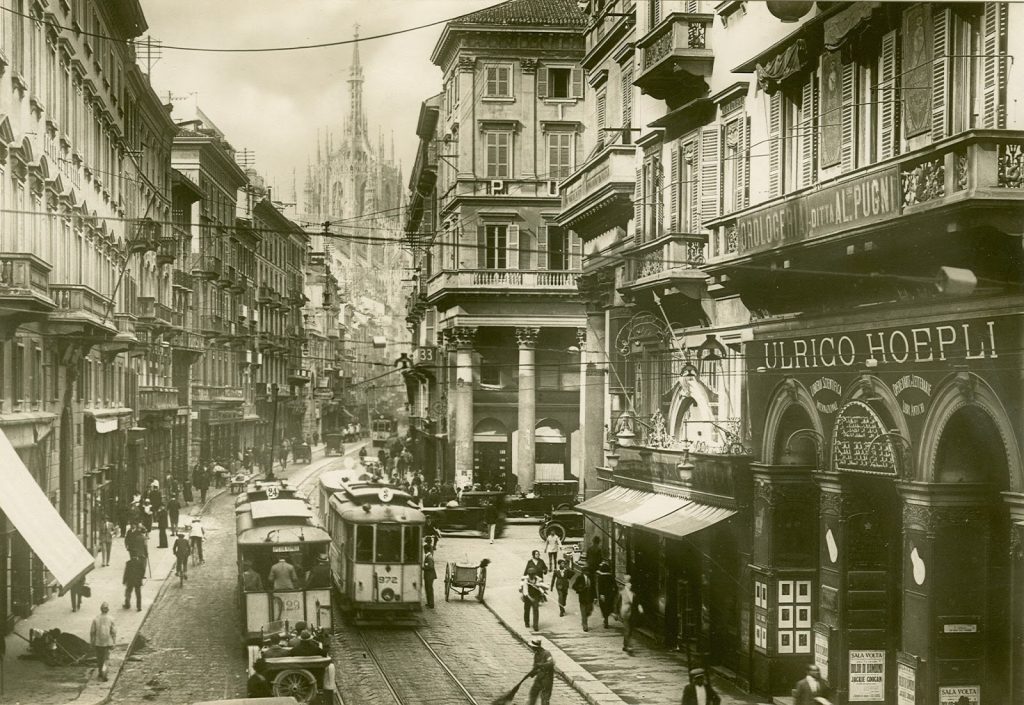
242,561,263,591
89,602,116,682
122,555,145,611
423,547,437,608
291,630,325,657
681,668,720,705
526,637,554,705
172,532,191,580
569,559,595,631
305,555,331,589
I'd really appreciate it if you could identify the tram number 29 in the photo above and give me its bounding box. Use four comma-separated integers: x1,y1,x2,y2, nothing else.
377,575,398,585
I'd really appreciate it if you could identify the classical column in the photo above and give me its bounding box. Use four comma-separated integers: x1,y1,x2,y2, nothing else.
449,326,477,488
516,327,540,490
579,316,607,498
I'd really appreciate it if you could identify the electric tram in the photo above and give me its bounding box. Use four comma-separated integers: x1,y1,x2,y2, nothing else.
369,413,395,448
318,471,425,624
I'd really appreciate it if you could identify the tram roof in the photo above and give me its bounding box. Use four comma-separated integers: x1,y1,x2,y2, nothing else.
328,492,425,524
236,524,330,547
248,498,312,521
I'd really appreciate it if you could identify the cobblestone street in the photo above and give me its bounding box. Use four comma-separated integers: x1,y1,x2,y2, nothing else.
107,487,247,705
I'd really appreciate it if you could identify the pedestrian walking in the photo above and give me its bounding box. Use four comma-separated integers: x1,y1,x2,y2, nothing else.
89,602,116,682
681,668,721,705
523,550,548,582
188,517,205,564
552,559,571,617
140,499,153,532
122,555,145,611
520,574,547,632
320,660,336,705
569,559,594,631
156,506,169,548
617,575,643,654
194,464,209,504
585,535,604,583
167,495,180,533
172,532,191,580
596,561,616,628
484,499,499,544
525,637,555,705
423,547,437,608
543,529,562,587
792,664,832,705
124,522,148,560
68,576,85,612
100,518,115,567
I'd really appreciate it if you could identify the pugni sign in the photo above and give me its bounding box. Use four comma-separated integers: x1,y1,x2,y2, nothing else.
758,319,1000,371
735,167,900,256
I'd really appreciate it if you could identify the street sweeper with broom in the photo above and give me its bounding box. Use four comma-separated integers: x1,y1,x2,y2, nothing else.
493,637,554,705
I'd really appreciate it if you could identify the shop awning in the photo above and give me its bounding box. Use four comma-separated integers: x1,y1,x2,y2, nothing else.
642,500,737,540
575,486,653,521
614,492,689,527
86,408,132,434
0,428,94,592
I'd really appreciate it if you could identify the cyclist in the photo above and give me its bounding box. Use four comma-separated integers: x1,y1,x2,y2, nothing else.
172,532,191,581
188,517,205,564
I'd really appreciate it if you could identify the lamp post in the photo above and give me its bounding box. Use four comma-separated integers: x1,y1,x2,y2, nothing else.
266,382,279,480
366,383,376,445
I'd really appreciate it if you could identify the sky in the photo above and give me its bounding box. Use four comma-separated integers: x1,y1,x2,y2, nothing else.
143,0,494,205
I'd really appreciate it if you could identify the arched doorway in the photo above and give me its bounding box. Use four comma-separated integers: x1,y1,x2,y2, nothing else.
535,419,567,481
472,418,510,488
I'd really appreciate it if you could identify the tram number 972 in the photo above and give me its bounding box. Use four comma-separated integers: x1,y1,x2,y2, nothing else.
377,575,398,585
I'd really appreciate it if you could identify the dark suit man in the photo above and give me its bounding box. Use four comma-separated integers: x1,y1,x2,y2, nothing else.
793,664,831,705
681,668,720,705
423,549,437,608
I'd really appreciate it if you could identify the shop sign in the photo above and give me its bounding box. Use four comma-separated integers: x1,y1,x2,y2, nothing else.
897,663,916,705
892,374,932,417
942,623,978,634
734,167,899,256
832,401,898,476
756,318,1000,371
848,649,886,701
938,686,979,705
810,377,842,414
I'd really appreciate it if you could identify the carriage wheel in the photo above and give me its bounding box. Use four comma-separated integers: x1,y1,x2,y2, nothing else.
273,668,319,703
444,563,452,601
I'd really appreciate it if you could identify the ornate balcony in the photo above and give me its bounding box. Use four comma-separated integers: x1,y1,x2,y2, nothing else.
256,331,276,351
635,12,714,104
288,368,312,385
557,143,636,234
48,284,117,337
0,253,55,319
155,235,177,266
200,314,226,337
171,330,205,355
192,385,245,404
172,269,194,291
620,232,708,296
426,269,579,302
191,254,222,280
216,264,236,290
137,296,175,330
137,386,179,411
256,284,273,304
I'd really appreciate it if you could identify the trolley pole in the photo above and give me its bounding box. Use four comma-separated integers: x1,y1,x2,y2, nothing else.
266,383,279,480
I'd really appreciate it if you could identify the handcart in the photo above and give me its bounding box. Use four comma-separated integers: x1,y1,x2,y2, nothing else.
444,558,490,602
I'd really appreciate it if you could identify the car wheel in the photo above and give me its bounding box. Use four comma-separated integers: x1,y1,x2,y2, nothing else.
546,523,566,541
555,503,573,511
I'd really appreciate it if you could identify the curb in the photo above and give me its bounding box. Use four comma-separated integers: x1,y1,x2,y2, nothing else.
481,599,628,705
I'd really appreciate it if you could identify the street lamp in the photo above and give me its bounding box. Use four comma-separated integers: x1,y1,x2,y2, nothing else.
266,382,280,480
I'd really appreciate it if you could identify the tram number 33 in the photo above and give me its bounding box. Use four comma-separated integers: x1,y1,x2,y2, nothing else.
377,575,398,584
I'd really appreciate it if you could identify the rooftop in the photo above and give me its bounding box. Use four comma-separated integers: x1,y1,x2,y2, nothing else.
451,0,587,28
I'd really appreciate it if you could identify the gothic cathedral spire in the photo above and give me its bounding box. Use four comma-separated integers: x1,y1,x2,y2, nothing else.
348,24,366,143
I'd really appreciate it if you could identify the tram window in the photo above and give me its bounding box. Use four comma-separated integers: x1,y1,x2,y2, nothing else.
376,524,402,563
403,526,421,563
355,525,374,561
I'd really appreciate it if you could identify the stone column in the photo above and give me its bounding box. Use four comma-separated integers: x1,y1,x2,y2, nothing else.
450,326,476,488
516,327,539,490
1006,493,1024,705
579,315,607,498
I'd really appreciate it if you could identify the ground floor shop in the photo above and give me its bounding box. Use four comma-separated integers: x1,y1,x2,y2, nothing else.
747,301,1024,705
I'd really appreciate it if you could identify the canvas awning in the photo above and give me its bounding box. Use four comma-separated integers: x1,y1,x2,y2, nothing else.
756,39,809,94
614,492,689,527
0,428,94,592
575,486,651,522
824,2,881,51
642,500,737,540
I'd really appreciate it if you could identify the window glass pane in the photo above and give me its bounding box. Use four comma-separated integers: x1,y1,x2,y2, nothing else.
355,525,373,561
375,524,402,562
403,526,421,563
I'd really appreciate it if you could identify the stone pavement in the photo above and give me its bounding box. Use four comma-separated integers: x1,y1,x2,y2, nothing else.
0,443,335,705
436,525,772,705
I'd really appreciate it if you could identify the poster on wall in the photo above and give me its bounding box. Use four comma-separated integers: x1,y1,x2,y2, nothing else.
901,3,933,138
897,663,916,705
849,650,886,701
819,50,843,166
813,625,830,676
938,686,979,705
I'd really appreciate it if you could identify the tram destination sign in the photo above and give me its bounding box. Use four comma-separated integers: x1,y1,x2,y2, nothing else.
734,167,900,256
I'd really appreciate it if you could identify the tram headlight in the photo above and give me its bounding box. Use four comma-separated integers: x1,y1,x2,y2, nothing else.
381,588,397,602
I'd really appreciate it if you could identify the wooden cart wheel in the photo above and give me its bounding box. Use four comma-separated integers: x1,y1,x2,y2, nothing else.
273,668,319,703
444,563,452,601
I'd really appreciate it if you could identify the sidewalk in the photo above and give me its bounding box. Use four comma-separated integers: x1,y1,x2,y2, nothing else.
0,445,329,705
437,532,772,705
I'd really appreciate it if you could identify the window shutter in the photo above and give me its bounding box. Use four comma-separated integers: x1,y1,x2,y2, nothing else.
800,78,816,188
768,91,782,198
569,232,582,271
574,132,582,170
621,64,633,130
633,166,643,239
840,60,856,173
699,126,721,223
737,117,750,209
981,2,1008,129
507,224,520,270
596,92,607,147
538,67,549,99
476,224,485,269
537,225,548,270
655,158,664,237
669,144,679,232
879,28,900,160
571,68,584,99
931,7,952,142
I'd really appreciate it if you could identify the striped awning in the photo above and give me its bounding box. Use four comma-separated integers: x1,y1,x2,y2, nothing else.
575,486,651,521
643,501,737,539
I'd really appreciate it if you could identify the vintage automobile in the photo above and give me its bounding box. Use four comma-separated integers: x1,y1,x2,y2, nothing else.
504,480,580,518
421,490,505,536
538,507,585,541
323,433,345,456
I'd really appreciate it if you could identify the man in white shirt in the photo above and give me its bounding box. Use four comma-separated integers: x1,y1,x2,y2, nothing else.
188,517,205,563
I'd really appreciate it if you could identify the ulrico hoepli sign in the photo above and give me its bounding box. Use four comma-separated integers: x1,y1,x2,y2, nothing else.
760,320,999,371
